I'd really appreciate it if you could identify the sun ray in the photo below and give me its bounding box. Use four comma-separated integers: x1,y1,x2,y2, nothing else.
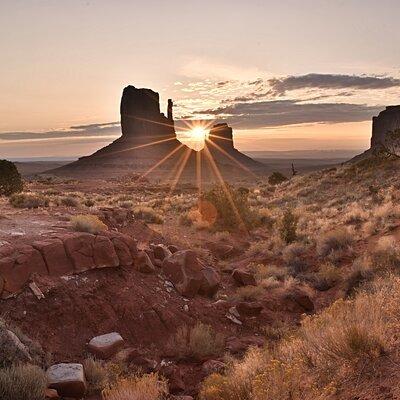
169,147,193,193
139,143,185,179
205,138,257,177
203,144,248,232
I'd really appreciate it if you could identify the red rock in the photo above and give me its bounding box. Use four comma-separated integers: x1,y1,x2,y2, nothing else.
45,388,59,399
63,233,95,272
162,250,204,297
47,363,87,399
202,359,226,375
0,245,47,293
88,332,124,359
104,231,137,266
206,242,235,259
151,244,172,261
33,239,74,276
158,363,185,393
168,245,179,254
93,235,119,268
232,269,256,286
287,291,314,312
199,266,221,297
135,251,156,273
236,301,263,317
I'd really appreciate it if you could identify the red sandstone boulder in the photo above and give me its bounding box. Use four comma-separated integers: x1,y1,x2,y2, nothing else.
168,245,179,254
151,244,172,261
47,363,87,399
63,233,95,272
136,251,156,273
236,301,263,317
33,239,74,276
232,269,256,286
103,231,137,266
206,242,235,259
0,245,47,293
162,250,220,297
93,235,119,268
88,332,124,359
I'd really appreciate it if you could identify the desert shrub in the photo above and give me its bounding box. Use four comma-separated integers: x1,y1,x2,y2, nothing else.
309,262,342,291
345,257,375,297
279,209,298,244
231,285,265,301
102,373,167,400
61,196,80,207
83,357,108,394
70,214,108,234
282,242,307,274
9,193,49,209
268,171,288,185
119,201,133,209
133,206,164,224
0,160,23,197
84,198,95,207
256,208,275,229
169,322,225,360
252,263,289,283
0,364,47,400
316,228,353,257
202,184,257,231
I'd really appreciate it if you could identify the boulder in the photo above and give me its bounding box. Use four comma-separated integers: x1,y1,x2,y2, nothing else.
168,245,179,254
47,363,87,399
93,235,119,268
202,359,226,375
162,250,205,297
206,242,235,259
88,332,124,359
0,329,32,366
135,251,156,273
158,363,185,393
232,269,256,286
104,231,137,266
0,245,47,293
63,233,95,272
45,388,60,399
151,244,172,261
33,239,74,276
199,266,221,297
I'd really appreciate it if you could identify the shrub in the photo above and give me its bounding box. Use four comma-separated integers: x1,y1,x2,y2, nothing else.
317,228,353,257
231,285,265,301
202,184,257,231
0,364,47,400
9,193,49,209
133,206,164,224
279,209,298,244
0,160,23,196
102,373,167,400
61,196,80,207
70,214,108,234
169,322,225,360
83,357,108,394
84,199,95,207
268,171,288,185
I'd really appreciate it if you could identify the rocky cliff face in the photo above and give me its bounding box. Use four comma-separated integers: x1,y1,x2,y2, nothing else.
371,106,400,148
208,123,235,151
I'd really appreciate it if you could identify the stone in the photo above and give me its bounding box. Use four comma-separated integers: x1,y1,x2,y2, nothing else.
136,251,156,273
371,106,400,148
236,301,263,317
93,235,119,268
232,269,256,286
199,266,221,297
63,233,95,272
0,329,32,366
88,332,125,359
168,244,179,254
47,363,87,399
45,388,60,399
33,239,74,276
206,242,235,259
151,244,172,261
158,363,185,393
0,245,47,293
104,231,137,266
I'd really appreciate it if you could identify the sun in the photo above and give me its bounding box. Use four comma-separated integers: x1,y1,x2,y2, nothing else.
190,126,208,141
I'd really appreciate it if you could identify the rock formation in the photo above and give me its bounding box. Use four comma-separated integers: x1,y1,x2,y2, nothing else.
351,105,400,161
51,85,266,181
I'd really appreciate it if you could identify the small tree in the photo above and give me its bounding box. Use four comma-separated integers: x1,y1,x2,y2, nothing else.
268,171,288,185
0,160,23,196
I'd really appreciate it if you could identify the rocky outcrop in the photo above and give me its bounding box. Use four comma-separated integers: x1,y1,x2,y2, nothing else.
371,106,400,148
49,85,267,181
47,363,87,399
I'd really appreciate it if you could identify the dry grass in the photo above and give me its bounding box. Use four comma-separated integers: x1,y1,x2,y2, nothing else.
70,214,108,234
231,285,265,301
316,228,353,257
133,206,164,224
169,322,225,360
200,275,400,400
83,357,109,394
102,373,167,400
0,364,47,400
9,193,49,209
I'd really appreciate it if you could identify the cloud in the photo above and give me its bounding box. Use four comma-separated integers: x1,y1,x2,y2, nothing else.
197,100,384,129
268,73,400,96
0,122,120,141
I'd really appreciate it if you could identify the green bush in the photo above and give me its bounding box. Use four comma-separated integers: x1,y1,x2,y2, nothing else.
202,184,257,231
279,209,298,244
0,160,23,196
0,364,47,400
268,171,288,185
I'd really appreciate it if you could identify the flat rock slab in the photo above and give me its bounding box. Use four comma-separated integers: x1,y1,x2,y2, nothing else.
47,363,86,399
88,332,124,359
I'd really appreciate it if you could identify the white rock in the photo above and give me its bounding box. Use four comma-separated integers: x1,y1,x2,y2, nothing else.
47,363,86,398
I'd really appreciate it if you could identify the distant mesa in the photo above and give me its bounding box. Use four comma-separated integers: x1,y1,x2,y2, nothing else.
352,105,400,162
50,85,266,181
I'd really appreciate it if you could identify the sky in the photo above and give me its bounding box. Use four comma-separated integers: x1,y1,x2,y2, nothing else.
1,0,400,158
